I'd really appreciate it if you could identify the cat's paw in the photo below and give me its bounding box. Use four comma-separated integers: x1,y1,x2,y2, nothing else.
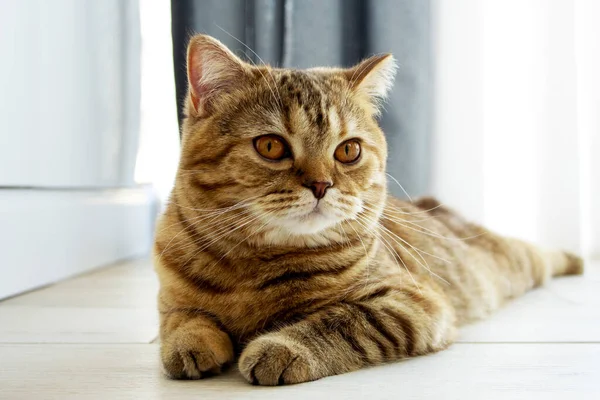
160,326,234,380
239,336,315,385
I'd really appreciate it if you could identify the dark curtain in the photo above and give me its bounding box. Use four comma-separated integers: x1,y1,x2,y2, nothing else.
171,0,432,197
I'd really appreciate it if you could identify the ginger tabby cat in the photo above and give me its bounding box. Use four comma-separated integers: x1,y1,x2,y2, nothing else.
154,34,583,385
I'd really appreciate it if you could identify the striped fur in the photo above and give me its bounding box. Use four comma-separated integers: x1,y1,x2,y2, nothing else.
154,35,584,385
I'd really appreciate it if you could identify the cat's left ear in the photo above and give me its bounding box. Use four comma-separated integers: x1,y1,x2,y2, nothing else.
345,54,397,114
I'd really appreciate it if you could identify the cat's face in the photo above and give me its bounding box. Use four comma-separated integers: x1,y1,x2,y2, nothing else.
177,35,396,241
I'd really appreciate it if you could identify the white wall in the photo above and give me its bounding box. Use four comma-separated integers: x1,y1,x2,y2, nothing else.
0,0,140,188
0,188,154,299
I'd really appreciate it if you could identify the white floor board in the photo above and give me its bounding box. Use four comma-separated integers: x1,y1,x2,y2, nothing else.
0,343,597,400
2,259,158,309
0,306,158,343
459,272,600,343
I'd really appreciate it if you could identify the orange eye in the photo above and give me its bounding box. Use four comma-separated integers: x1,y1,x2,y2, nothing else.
254,135,289,160
335,139,361,164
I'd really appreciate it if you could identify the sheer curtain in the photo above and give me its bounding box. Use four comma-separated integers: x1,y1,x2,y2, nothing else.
432,0,600,259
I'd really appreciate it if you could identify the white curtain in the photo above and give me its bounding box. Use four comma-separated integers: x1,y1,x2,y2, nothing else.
0,0,141,187
135,0,180,204
433,0,600,259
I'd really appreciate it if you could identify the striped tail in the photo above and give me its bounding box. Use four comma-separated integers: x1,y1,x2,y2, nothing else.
549,250,584,277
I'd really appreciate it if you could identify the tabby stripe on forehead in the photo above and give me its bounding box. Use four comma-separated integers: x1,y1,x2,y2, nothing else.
281,102,293,136
381,307,416,356
309,76,328,132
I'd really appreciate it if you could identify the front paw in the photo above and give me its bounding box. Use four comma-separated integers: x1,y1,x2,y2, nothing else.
239,336,315,385
161,326,234,380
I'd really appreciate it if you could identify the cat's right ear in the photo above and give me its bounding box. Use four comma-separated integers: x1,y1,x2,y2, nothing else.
186,34,250,117
345,54,397,116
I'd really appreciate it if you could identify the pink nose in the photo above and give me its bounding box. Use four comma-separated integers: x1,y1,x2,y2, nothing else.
304,181,332,199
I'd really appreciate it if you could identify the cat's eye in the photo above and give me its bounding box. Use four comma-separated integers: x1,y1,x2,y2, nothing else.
254,135,289,160
335,139,361,164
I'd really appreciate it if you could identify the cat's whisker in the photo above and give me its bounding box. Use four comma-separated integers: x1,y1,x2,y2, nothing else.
354,215,422,294
363,199,443,216
179,211,268,269
155,198,259,236
360,201,484,242
163,195,281,255
206,211,277,269
336,222,351,248
376,221,449,262
400,218,486,241
169,214,255,257
357,202,455,269
385,173,413,202
378,213,484,242
167,194,261,213
384,214,438,224
375,222,451,285
346,220,372,291
157,207,248,262
157,208,257,263
195,209,270,250
387,204,442,215
357,220,423,296
361,201,413,217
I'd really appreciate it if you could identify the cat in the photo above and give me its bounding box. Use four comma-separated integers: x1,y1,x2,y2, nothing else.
154,34,584,385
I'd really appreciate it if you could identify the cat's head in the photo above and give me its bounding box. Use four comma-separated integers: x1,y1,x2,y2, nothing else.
176,34,395,242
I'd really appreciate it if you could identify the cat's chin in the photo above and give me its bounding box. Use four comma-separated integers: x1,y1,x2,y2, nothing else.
274,212,340,236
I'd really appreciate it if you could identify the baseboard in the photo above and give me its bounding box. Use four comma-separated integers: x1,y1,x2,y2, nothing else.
0,186,158,300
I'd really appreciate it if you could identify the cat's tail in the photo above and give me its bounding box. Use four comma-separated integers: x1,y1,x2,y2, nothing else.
547,250,584,277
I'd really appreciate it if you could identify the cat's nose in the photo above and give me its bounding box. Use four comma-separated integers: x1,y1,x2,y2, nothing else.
303,181,332,200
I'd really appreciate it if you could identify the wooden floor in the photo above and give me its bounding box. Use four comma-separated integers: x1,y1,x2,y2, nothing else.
1,258,598,399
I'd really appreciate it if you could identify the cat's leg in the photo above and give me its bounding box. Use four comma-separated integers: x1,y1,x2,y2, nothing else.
159,309,234,379
238,284,456,385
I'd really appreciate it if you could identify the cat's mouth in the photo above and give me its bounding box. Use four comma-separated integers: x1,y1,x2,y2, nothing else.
284,202,338,233
306,202,325,216
260,200,337,236
259,191,357,236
